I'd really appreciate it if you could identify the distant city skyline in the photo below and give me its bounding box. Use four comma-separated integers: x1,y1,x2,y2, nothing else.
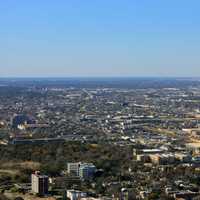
1,0,200,77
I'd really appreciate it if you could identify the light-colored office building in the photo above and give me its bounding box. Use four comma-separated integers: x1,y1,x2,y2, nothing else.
67,162,81,176
67,162,96,180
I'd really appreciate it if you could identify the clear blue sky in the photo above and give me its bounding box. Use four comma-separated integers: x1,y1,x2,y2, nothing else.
0,0,200,77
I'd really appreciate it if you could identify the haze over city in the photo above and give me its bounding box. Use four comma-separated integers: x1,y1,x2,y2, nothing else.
1,0,200,77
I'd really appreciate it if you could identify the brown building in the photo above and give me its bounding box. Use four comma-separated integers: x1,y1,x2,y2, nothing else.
32,171,48,196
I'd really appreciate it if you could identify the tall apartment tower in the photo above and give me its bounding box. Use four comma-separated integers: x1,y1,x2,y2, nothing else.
31,171,48,195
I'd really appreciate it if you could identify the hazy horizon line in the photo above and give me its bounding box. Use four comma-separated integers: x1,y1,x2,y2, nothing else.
0,76,199,79
0,76,200,81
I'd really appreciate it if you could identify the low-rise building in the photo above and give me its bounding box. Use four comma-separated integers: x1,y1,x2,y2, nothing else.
67,189,87,200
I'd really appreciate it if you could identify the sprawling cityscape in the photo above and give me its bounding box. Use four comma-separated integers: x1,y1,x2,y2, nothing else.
1,0,200,199
0,78,200,200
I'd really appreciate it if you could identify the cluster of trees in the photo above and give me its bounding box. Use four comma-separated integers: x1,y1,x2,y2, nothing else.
0,142,132,180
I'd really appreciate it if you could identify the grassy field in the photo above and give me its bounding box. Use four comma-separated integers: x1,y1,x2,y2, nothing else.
0,161,40,171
